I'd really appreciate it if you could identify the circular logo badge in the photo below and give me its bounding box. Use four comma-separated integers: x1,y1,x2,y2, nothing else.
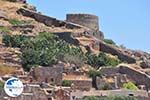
4,77,24,97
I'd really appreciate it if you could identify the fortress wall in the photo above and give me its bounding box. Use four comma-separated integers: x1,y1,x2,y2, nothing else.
99,41,136,63
66,14,99,31
17,8,82,29
66,14,104,39
119,65,150,90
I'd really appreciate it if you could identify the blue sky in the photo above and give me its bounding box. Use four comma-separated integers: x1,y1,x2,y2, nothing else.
27,0,150,52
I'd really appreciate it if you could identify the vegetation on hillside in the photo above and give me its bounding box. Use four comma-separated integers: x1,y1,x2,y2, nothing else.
123,82,138,90
0,81,4,92
0,64,16,75
103,39,116,45
88,70,102,78
62,80,72,87
83,96,137,100
3,34,31,47
2,32,121,71
0,26,11,33
20,32,85,71
86,53,120,69
9,19,32,26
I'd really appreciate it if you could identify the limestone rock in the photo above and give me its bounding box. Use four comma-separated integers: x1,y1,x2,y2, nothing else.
100,41,136,63
0,10,7,20
140,60,150,68
29,65,64,85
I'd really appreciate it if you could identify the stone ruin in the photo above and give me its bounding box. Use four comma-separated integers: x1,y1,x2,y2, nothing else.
66,14,104,40
29,65,63,86
17,8,104,40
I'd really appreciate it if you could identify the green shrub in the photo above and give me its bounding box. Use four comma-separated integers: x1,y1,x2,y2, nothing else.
0,81,4,91
83,96,98,100
9,19,32,26
2,34,31,47
104,39,116,45
83,96,137,100
21,32,85,71
106,57,121,67
101,83,112,90
88,70,102,78
107,95,137,100
86,53,120,68
86,53,107,69
62,80,72,87
123,82,138,90
0,26,11,33
63,47,86,67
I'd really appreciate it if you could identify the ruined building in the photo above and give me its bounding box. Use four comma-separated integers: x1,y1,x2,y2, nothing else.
66,14,104,39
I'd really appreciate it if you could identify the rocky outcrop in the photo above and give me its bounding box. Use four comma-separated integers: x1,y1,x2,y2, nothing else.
119,65,150,90
17,8,83,29
55,32,80,46
6,0,26,3
140,60,150,68
12,24,34,34
99,41,136,63
0,10,7,20
0,47,21,65
17,8,105,40
17,0,26,3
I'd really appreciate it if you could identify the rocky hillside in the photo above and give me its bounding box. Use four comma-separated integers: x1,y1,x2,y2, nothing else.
0,0,150,76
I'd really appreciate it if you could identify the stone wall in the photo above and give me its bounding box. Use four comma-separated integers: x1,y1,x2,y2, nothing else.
100,67,120,76
72,80,92,91
71,90,149,100
66,14,99,31
66,14,103,40
17,8,82,29
54,89,70,100
17,8,105,40
99,41,136,63
0,84,49,100
55,32,80,46
119,65,150,90
30,66,63,86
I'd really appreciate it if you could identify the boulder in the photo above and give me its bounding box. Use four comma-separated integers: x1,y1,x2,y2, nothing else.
0,10,7,20
100,41,136,63
54,32,80,46
23,4,37,11
140,60,150,68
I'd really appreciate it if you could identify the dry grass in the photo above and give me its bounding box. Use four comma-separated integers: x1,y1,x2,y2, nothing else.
0,63,17,75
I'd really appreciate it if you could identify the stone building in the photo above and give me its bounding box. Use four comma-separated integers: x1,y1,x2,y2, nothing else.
63,74,92,91
54,89,70,100
29,65,63,86
66,14,104,40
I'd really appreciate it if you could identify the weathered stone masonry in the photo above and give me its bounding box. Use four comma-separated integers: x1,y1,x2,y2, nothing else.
66,14,104,39
17,8,83,29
